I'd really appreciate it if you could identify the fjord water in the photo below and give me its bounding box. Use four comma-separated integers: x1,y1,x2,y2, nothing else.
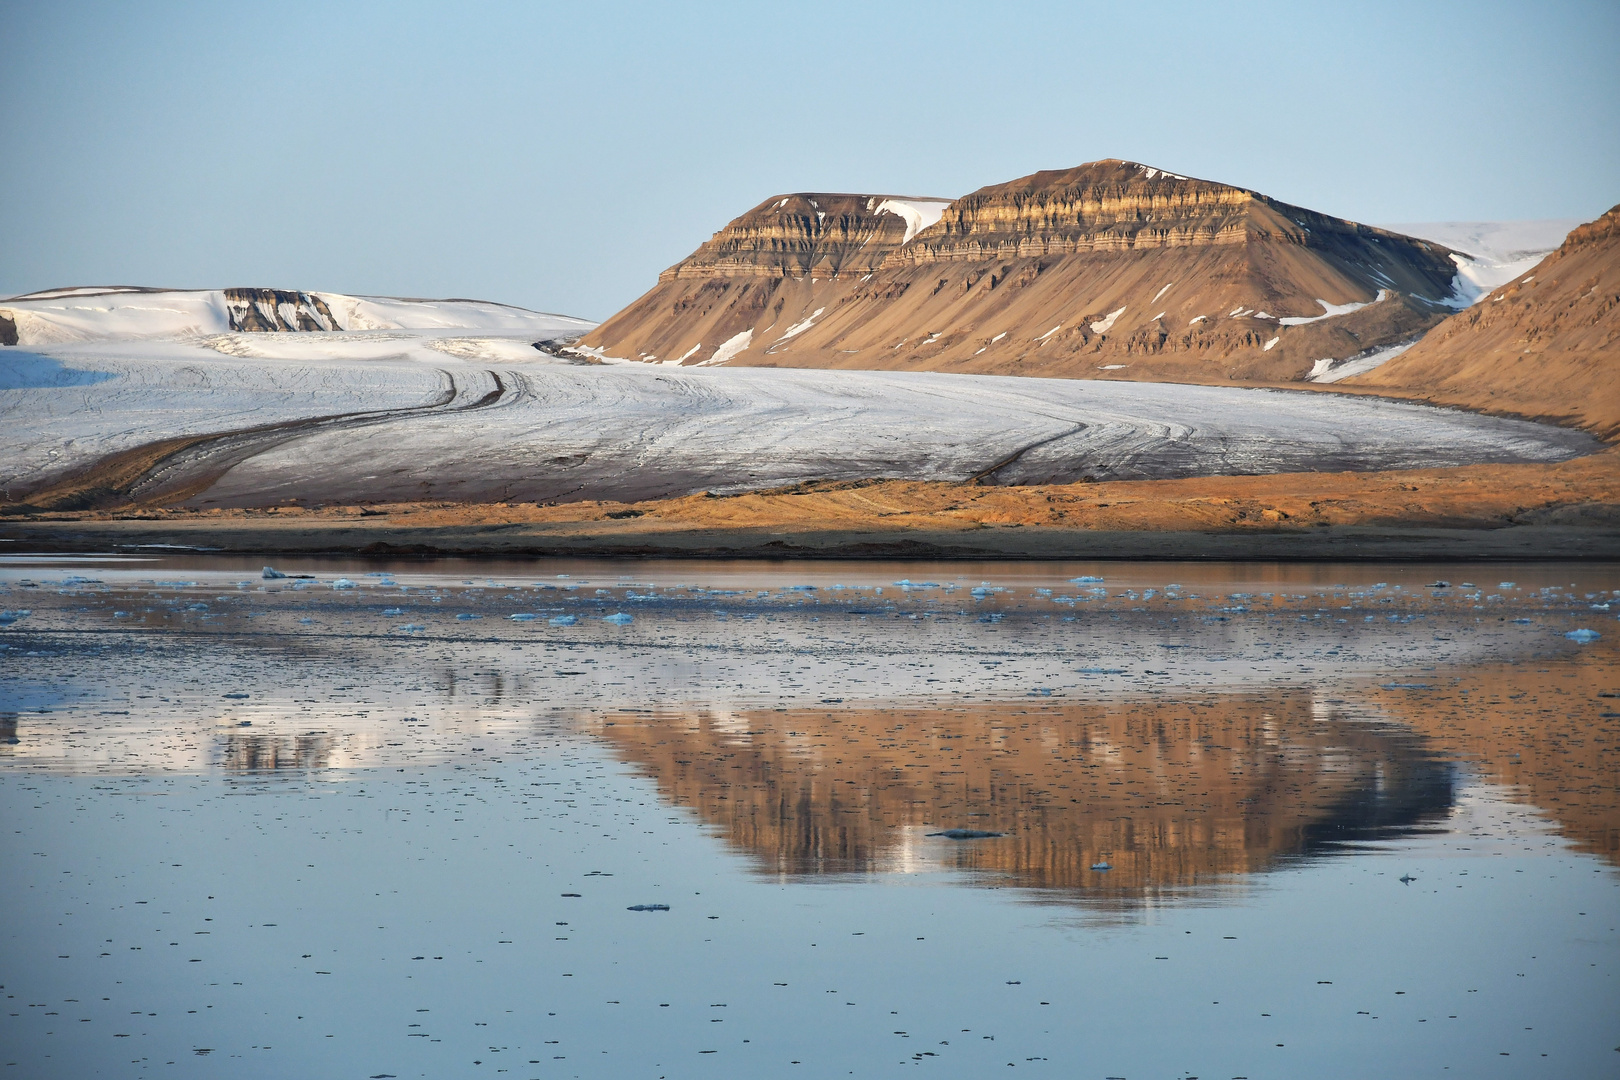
2,556,1616,1078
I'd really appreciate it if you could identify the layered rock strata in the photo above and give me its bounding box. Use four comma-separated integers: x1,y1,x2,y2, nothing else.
578,160,1463,382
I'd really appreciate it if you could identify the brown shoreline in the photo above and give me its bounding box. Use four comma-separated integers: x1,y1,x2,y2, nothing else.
6,449,1619,561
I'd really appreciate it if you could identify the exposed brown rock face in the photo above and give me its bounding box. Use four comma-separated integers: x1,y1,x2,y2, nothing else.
0,312,16,346
579,160,1461,381
223,288,342,332
1351,203,1620,438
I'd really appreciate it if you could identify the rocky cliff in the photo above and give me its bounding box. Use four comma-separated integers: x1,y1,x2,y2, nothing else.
223,287,343,332
1351,204,1620,438
578,160,1464,382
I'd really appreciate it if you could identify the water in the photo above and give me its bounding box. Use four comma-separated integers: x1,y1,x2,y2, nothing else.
2,555,1617,1077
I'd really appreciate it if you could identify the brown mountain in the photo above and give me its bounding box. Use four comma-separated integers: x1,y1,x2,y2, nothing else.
1349,204,1620,438
577,160,1462,383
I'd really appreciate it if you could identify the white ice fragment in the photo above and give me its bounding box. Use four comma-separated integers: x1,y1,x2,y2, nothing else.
549,615,577,626
603,612,633,625
262,566,287,579
510,613,537,621
1565,628,1600,643
332,578,356,589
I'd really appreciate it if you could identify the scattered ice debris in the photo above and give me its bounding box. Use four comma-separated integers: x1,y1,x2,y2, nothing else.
603,612,634,625
510,613,538,621
1499,582,1516,589
1565,629,1601,643
1077,666,1125,675
927,829,1005,840
262,566,287,579
626,904,670,912
1381,682,1431,689
455,613,481,621
1069,576,1105,583
397,623,426,632
549,615,578,626
332,579,357,590
381,608,405,616
1428,581,1450,588
187,603,209,611
113,611,129,618
1,610,35,625
297,617,314,625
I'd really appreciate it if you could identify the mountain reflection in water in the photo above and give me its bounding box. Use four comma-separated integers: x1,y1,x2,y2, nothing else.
593,691,1455,905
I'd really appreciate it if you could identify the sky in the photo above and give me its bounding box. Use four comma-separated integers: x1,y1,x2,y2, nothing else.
3,0,1617,320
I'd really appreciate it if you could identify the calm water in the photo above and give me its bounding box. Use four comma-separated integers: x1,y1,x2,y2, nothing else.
2,555,1617,1078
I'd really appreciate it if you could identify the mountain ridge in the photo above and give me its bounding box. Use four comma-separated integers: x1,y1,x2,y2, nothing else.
576,159,1466,381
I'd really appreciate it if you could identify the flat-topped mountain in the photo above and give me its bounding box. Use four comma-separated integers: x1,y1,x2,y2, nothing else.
577,160,1465,382
1350,203,1620,438
0,286,589,346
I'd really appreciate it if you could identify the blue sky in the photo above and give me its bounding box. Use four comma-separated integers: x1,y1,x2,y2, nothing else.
3,0,1616,319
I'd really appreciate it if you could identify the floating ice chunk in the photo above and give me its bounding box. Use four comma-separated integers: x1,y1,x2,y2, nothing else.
298,617,314,625
1069,576,1104,583
510,613,538,621
398,623,426,632
113,611,129,618
0,610,32,625
187,603,208,611
332,578,357,590
603,612,633,625
262,566,287,579
1076,666,1125,674
549,615,577,626
1090,861,1112,871
455,612,481,621
381,607,405,616
1565,628,1601,643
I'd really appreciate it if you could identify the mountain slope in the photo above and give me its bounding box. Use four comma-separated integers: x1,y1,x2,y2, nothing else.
577,160,1465,383
1351,205,1620,438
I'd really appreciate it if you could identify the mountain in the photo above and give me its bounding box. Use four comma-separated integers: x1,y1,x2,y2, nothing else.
1349,204,1620,438
575,160,1467,383
0,286,585,346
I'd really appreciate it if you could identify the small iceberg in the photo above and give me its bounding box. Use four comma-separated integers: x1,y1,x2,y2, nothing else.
1565,628,1601,643
262,566,287,579
397,623,426,632
549,615,578,626
381,608,405,616
510,613,538,621
455,613,481,621
927,828,1005,840
0,610,31,625
603,612,633,625
1070,576,1104,583
1090,861,1112,871
332,578,357,590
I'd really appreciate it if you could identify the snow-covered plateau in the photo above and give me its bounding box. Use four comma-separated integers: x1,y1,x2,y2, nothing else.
0,303,1597,506
1380,219,1582,305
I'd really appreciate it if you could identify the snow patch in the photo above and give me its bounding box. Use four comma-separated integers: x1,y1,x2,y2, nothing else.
1263,337,1280,351
1307,339,1419,383
1089,307,1126,335
1277,292,1386,326
701,329,753,366
777,308,825,343
874,198,952,244
1150,282,1174,304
